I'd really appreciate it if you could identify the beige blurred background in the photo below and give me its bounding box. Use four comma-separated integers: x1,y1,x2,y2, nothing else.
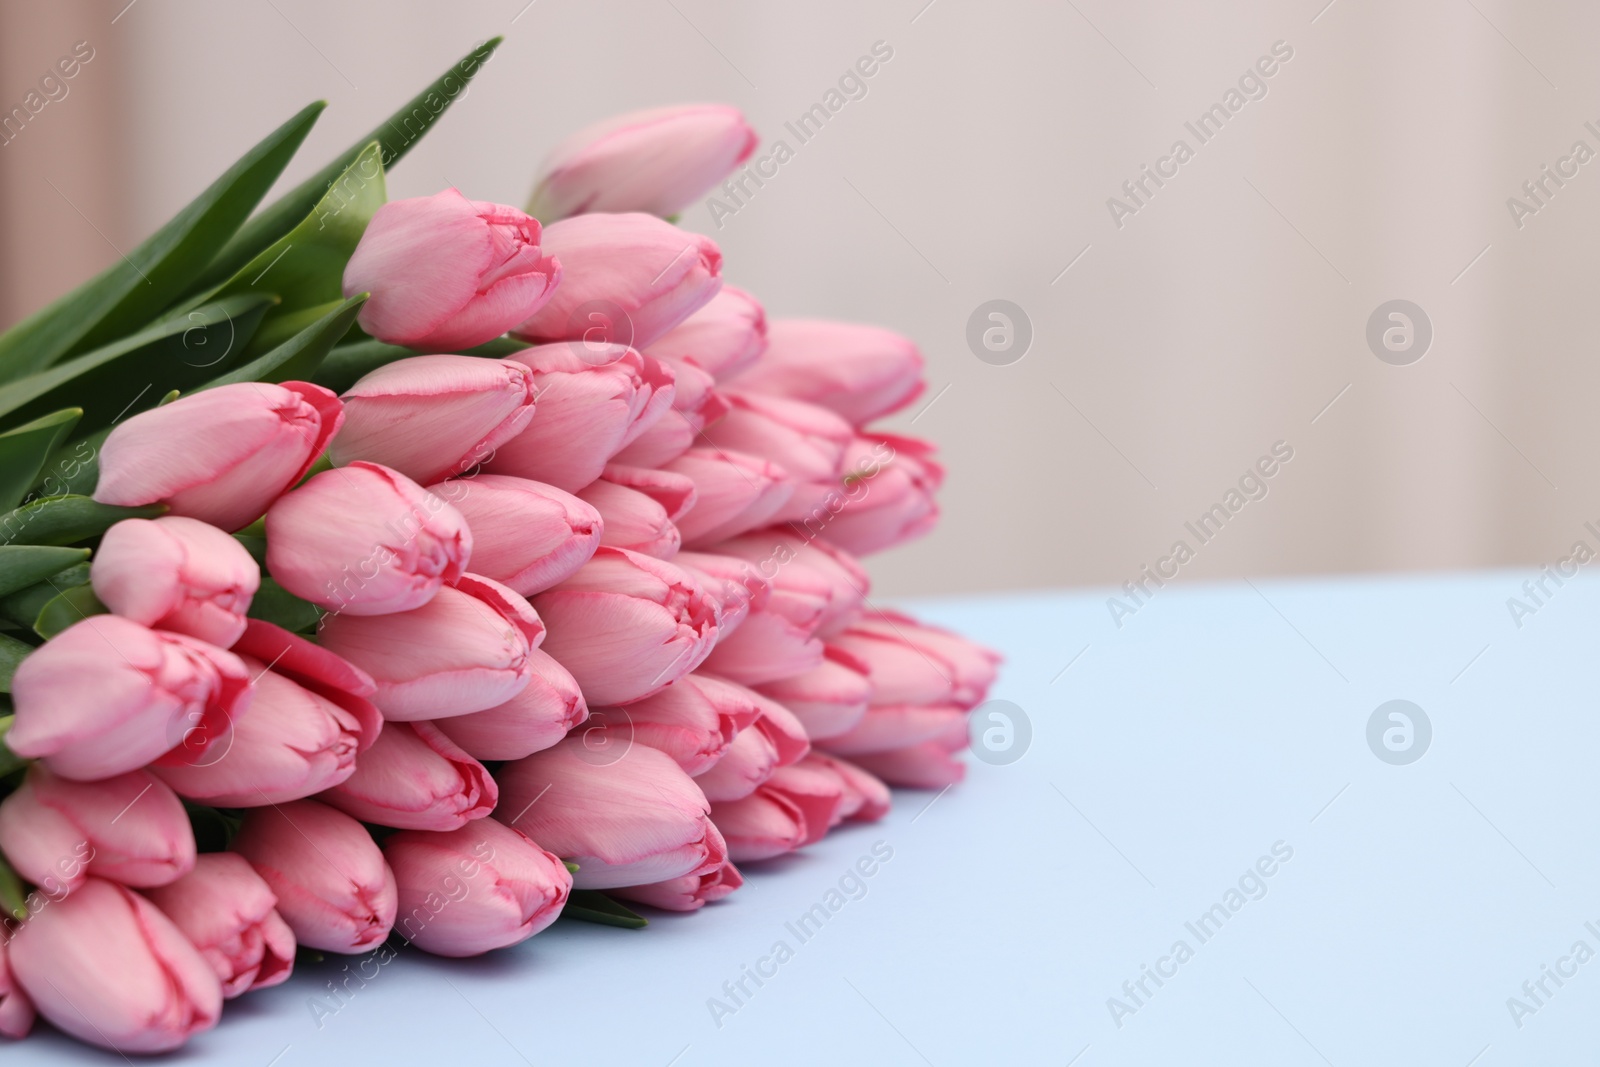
2,0,1596,599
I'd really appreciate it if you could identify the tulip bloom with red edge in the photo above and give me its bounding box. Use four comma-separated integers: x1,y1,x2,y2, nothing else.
496,737,725,890
674,550,768,639
8,878,221,1053
144,853,296,999
91,516,259,648
319,574,543,721
532,547,718,706
611,355,728,466
330,355,538,483
726,319,925,425
265,461,472,616
831,613,1000,710
0,941,33,1039
818,434,943,556
613,860,743,913
321,720,497,831
577,477,682,559
514,213,722,349
755,647,872,741
7,615,251,781
661,447,794,548
803,752,891,822
711,761,846,862
692,721,778,803
711,530,870,635
94,381,342,532
527,104,757,221
483,343,673,491
849,740,966,789
702,392,851,501
232,800,397,954
645,285,767,382
428,474,601,596
384,819,571,957
343,189,560,350
0,765,193,893
432,647,587,761
613,672,764,775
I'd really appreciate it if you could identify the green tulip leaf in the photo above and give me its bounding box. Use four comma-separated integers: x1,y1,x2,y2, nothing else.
204,294,367,389
246,577,323,634
0,562,88,629
0,546,90,600
561,890,649,929
191,38,503,294
33,583,107,640
314,334,530,393
0,103,324,380
0,633,35,693
0,409,82,513
0,496,164,548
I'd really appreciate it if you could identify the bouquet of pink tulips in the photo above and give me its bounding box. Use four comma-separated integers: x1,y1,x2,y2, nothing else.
0,39,997,1054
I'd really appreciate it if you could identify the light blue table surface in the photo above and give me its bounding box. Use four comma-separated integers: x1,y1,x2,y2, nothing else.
10,569,1598,1065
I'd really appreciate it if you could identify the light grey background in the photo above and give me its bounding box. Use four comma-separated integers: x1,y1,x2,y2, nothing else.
3,0,1598,601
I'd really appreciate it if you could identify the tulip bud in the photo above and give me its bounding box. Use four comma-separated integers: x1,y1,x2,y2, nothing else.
692,721,779,803
321,721,497,831
711,761,846,862
91,516,260,648
527,104,757,221
513,213,722,349
0,766,193,895
831,613,1000,710
432,648,587,761
612,860,742,913
8,877,222,1053
726,319,925,425
816,434,942,556
144,853,296,998
428,474,600,596
231,800,396,954
330,355,538,483
710,530,870,635
576,476,682,559
803,752,891,822
673,550,767,639
94,381,342,532
8,615,251,781
343,189,560,350
615,672,764,775
0,940,33,1039
496,738,725,890
701,392,851,493
610,355,728,467
849,738,966,789
532,548,718,706
660,446,793,547
755,647,872,740
645,285,767,382
384,818,571,957
319,574,543,721
483,343,673,491
265,461,472,616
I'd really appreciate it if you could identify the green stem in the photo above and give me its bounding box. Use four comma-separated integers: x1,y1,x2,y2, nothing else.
0,715,27,780
0,853,27,922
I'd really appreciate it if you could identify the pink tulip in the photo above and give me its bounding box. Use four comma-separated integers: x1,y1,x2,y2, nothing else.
432,648,587,761
384,819,571,957
483,343,673,491
330,355,538,483
831,613,1000,710
727,319,925,425
428,474,600,596
661,447,794,547
144,853,296,998
321,720,497,831
513,213,722,349
818,705,965,757
816,434,942,555
673,549,769,638
692,721,778,802
712,530,870,635
320,574,543,721
615,672,764,775
343,189,559,350
496,737,725,890
602,462,698,518
803,752,891,822
90,516,260,648
612,860,742,913
265,461,472,616
527,104,757,221
94,381,342,532
532,548,718,706
701,391,851,493
645,285,767,381
755,647,872,740
231,800,397,953
700,599,825,686
711,762,845,862
849,740,966,789
0,941,33,1039
8,878,221,1053
7,615,251,781
611,356,728,466
576,477,682,559
0,766,193,894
